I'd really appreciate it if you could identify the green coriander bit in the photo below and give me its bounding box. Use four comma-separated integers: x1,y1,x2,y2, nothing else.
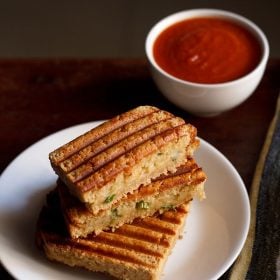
136,200,149,210
104,194,115,203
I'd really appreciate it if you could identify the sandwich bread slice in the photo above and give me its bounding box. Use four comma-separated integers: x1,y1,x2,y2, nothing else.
58,157,206,238
49,106,198,214
36,190,191,280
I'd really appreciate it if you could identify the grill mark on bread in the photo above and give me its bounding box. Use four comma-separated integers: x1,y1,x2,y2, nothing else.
76,124,195,193
132,217,177,235
68,117,185,184
160,215,184,225
160,201,191,224
124,163,205,202
59,110,174,173
58,157,204,213
92,233,164,258
57,158,206,237
37,192,191,279
49,106,159,164
153,154,198,181
113,224,171,247
131,205,189,233
51,239,157,268
49,106,199,209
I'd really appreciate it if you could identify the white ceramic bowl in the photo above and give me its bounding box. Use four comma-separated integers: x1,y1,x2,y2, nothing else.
145,9,269,116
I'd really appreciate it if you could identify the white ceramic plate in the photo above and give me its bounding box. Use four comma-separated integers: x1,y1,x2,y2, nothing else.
0,121,250,280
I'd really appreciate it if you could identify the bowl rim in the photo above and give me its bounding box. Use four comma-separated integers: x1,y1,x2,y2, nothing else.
145,8,270,88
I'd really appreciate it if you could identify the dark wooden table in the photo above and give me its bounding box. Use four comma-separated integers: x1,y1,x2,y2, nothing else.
0,58,279,279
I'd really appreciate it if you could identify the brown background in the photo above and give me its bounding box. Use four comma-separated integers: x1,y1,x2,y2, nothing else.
0,1,279,58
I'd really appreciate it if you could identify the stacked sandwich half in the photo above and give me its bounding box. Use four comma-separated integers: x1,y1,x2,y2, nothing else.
36,105,206,280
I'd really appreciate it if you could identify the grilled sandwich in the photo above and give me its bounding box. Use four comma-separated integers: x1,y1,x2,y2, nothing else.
58,158,206,238
36,190,192,280
49,106,198,214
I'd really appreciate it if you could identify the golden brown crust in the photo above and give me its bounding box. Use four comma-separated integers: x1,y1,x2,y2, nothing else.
57,157,206,238
125,161,205,202
49,105,159,165
49,106,198,210
76,123,196,193
59,110,174,173
36,191,191,280
66,117,185,184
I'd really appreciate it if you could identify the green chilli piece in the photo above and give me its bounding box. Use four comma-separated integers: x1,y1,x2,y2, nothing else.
111,208,122,218
136,200,149,210
104,194,116,203
161,204,176,211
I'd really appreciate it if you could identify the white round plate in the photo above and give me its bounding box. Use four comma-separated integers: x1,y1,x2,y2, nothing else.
0,121,250,280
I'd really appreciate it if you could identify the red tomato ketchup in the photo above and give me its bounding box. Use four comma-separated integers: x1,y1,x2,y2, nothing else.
153,17,262,84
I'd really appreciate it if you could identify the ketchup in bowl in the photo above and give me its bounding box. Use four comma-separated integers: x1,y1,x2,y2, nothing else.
153,17,262,84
